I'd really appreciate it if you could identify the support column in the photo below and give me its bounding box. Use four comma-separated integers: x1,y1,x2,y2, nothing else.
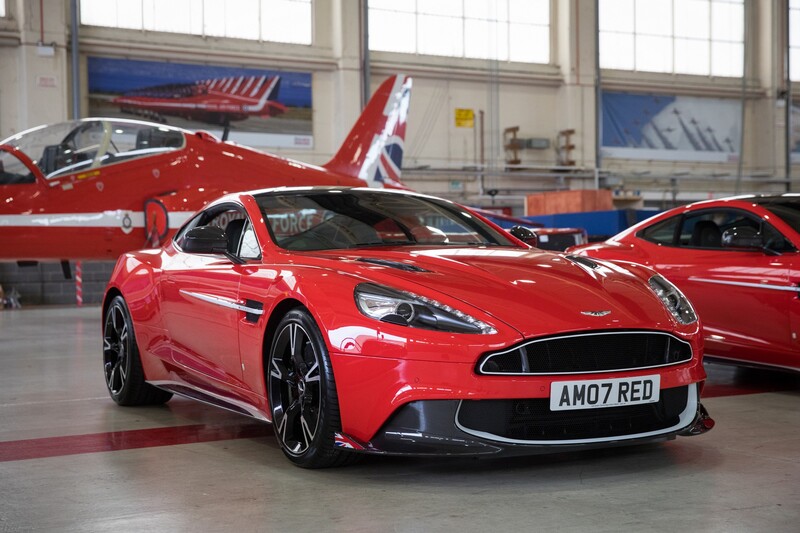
555,0,599,173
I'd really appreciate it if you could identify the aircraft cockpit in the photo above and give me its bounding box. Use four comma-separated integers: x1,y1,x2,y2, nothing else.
0,119,187,184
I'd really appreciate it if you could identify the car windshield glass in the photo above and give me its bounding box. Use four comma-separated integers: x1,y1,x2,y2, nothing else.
638,216,679,245
255,189,515,251
762,201,800,235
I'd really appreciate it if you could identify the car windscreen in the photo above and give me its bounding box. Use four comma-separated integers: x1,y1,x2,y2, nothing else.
255,190,515,251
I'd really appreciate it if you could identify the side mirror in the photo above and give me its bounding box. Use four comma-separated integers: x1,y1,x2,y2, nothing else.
182,226,229,254
721,226,763,250
508,225,539,246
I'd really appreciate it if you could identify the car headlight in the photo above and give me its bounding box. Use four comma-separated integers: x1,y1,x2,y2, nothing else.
648,275,697,325
354,283,496,334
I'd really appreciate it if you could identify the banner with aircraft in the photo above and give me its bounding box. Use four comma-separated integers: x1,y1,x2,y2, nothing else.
88,57,313,149
792,103,800,163
601,91,741,163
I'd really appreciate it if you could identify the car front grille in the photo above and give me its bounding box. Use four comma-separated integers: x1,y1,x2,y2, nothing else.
477,331,692,375
456,386,689,442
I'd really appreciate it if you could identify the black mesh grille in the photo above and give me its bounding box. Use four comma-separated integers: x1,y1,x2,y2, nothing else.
478,331,692,375
457,386,689,442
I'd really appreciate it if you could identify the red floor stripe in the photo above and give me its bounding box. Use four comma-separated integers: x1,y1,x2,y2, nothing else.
0,423,271,462
2,367,797,462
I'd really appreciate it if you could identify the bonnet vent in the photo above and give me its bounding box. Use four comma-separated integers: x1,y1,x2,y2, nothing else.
356,258,429,272
565,254,600,270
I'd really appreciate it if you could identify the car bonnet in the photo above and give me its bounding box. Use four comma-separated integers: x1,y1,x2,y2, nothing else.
315,247,681,338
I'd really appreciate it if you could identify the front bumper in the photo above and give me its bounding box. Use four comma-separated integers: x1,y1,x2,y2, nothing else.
335,384,712,457
330,350,708,444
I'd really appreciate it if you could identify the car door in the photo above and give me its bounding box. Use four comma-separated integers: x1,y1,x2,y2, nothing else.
161,204,248,390
230,214,284,397
788,254,800,370
651,208,794,366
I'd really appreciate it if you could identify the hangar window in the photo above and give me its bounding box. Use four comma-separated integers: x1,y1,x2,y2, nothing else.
599,0,744,77
368,0,551,64
79,0,312,45
791,0,800,81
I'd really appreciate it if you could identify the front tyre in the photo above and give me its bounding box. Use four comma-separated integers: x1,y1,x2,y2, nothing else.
103,295,172,406
267,309,356,468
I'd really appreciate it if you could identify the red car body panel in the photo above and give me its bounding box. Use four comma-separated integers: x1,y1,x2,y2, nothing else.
105,187,710,458
569,195,800,371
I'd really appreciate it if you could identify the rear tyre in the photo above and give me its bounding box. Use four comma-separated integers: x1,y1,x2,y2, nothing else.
267,309,358,468
103,295,172,406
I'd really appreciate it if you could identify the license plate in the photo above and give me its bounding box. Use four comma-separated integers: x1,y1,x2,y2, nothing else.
550,375,661,411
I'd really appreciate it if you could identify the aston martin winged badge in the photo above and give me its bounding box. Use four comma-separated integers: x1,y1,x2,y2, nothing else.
581,310,611,317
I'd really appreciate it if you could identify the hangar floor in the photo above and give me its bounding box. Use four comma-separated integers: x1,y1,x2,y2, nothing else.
1,306,799,532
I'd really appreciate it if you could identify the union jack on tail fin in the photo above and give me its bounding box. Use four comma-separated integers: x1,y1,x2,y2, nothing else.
323,75,411,189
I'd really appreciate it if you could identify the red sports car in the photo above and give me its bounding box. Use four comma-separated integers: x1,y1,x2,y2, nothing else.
569,194,800,372
103,187,713,468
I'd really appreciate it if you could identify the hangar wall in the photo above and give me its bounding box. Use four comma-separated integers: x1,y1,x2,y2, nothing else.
0,0,797,305
0,0,797,209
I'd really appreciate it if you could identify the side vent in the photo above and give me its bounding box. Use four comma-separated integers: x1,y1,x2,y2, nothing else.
244,299,264,323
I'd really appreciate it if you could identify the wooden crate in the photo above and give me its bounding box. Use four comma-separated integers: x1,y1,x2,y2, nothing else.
525,190,613,216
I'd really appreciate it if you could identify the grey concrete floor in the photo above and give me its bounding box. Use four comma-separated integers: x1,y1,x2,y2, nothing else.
1,306,799,532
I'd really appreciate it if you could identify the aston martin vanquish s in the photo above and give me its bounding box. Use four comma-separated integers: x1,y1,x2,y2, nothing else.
103,187,713,467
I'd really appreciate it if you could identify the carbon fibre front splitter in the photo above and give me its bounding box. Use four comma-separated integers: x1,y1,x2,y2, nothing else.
342,399,710,458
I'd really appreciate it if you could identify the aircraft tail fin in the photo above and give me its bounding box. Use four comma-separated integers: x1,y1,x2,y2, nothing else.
323,75,411,188
241,76,284,115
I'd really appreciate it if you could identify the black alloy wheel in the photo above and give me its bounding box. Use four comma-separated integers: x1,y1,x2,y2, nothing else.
267,309,356,468
103,295,172,406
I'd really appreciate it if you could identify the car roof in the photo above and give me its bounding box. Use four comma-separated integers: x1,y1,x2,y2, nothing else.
687,194,800,209
247,185,455,204
748,195,800,205
205,186,461,212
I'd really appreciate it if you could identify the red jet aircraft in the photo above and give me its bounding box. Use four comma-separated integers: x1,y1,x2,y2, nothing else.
0,75,410,265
